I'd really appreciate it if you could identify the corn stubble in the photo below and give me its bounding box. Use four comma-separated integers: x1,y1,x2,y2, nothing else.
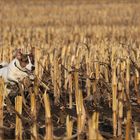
1,1,140,139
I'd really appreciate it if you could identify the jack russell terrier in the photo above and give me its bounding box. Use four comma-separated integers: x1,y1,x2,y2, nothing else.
0,49,35,95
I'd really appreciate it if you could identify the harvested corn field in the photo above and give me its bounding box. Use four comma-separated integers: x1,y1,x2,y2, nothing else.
1,0,140,139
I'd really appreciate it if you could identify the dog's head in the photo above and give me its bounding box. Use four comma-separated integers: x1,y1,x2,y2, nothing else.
15,48,35,72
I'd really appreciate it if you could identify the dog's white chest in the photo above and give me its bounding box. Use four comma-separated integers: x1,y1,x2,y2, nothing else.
8,59,28,82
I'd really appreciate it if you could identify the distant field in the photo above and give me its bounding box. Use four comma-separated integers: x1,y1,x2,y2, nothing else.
1,0,140,139
1,0,140,27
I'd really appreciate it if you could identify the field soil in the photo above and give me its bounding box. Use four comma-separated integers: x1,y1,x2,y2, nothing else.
1,0,140,139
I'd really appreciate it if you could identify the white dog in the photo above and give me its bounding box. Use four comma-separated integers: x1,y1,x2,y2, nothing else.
0,49,35,87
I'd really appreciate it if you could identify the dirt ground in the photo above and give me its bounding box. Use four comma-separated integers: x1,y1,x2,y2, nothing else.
1,70,140,140
1,0,140,139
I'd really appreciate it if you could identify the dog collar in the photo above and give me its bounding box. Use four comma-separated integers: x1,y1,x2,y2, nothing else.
14,62,28,73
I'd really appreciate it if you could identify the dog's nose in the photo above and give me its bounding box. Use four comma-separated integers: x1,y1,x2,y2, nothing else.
31,66,35,71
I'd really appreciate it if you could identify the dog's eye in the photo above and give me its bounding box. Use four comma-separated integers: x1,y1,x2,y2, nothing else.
20,54,29,63
21,58,29,63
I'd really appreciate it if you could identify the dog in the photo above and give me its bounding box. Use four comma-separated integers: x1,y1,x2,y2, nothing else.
0,49,35,98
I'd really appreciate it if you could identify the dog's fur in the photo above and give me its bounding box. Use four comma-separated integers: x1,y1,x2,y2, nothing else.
0,49,35,84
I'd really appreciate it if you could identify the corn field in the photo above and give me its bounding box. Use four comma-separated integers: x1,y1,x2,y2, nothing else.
1,0,140,139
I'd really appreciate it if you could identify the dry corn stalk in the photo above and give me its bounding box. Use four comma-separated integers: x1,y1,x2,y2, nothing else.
74,71,79,111
0,94,3,140
0,78,7,106
15,96,22,140
66,115,73,139
86,56,91,97
74,70,84,139
105,67,109,83
136,132,140,140
95,62,100,80
34,77,39,96
31,93,38,140
35,47,41,76
118,82,124,137
112,63,117,137
88,112,103,140
134,122,140,140
76,89,86,140
125,109,132,140
53,51,61,104
134,69,140,103
68,73,73,109
0,48,2,62
126,58,130,99
38,58,44,79
43,92,53,140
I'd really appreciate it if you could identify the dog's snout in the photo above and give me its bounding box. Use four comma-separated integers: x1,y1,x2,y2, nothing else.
31,66,35,71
